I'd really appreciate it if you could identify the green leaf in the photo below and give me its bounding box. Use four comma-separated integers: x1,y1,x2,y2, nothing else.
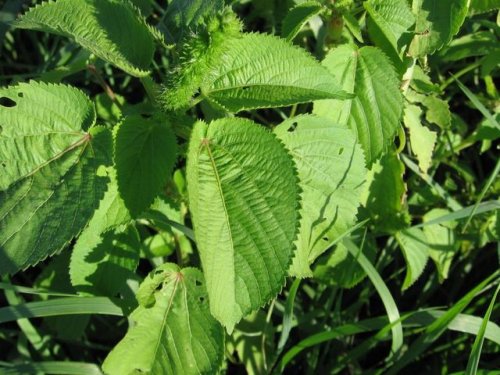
314,45,403,165
274,115,366,277
69,171,132,295
0,82,111,275
422,95,451,129
439,31,499,62
403,103,437,175
387,271,499,374
314,233,377,288
15,0,159,76
1,361,102,375
281,1,324,42
114,115,177,216
469,0,500,14
422,209,459,281
364,0,415,56
409,0,469,57
360,151,410,233
226,311,275,375
70,225,140,297
395,227,430,290
201,33,351,112
465,282,500,375
187,118,299,331
0,297,124,323
102,264,224,375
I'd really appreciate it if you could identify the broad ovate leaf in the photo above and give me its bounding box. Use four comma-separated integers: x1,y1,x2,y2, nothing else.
0,81,111,275
314,44,403,165
102,264,224,375
409,0,469,57
15,0,159,76
395,227,430,290
403,103,437,175
201,33,351,112
274,115,366,277
365,0,415,56
187,118,299,331
114,115,177,216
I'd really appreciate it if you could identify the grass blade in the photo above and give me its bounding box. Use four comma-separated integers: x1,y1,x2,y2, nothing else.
387,271,500,374
0,282,78,297
344,239,403,358
412,200,500,229
279,308,500,371
0,297,124,324
0,361,102,375
402,154,462,210
454,78,499,130
465,282,500,375
277,279,301,353
462,158,500,232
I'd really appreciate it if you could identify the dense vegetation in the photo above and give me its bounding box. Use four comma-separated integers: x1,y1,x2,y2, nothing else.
0,0,499,374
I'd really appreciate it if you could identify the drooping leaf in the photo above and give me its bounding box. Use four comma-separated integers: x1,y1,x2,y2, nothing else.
409,0,469,57
15,0,160,76
360,151,410,233
281,1,324,42
102,264,224,375
314,44,403,165
364,0,415,56
422,209,459,281
187,118,299,331
0,82,111,275
114,115,177,216
200,33,351,112
274,115,366,277
395,227,430,290
403,103,437,175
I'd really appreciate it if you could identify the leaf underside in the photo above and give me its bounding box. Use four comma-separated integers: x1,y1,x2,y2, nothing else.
187,118,299,331
314,44,403,166
15,0,158,76
103,264,224,375
0,81,111,275
274,115,367,277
